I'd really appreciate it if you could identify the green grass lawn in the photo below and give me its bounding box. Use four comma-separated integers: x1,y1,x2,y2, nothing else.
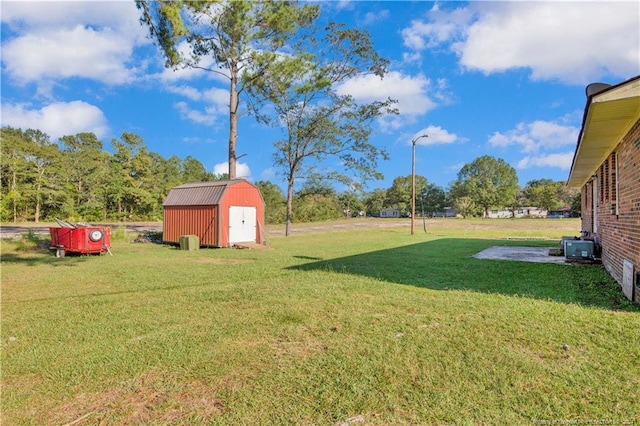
1,219,639,425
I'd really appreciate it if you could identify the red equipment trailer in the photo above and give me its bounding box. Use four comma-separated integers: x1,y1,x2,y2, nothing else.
49,221,111,257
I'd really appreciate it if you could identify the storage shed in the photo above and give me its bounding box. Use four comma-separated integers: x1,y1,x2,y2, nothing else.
163,180,265,247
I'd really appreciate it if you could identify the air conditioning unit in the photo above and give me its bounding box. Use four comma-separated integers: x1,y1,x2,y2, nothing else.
564,240,595,261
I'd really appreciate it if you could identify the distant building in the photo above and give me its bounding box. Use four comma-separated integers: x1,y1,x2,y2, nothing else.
486,207,547,219
521,207,547,218
487,209,512,219
380,208,401,218
546,208,573,218
432,207,458,218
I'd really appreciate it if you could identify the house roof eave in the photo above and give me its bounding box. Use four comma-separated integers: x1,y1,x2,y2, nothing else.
567,76,640,188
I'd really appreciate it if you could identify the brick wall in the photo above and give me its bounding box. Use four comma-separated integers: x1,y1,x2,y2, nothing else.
581,180,593,234
585,119,640,302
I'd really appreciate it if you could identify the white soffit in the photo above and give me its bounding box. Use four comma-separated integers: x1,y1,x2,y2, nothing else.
567,78,640,188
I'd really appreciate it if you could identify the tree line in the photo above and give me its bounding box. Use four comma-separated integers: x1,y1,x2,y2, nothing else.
0,127,216,223
0,126,578,224
260,155,580,224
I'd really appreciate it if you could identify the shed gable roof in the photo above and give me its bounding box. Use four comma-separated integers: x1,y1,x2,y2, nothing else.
567,76,640,188
163,181,235,206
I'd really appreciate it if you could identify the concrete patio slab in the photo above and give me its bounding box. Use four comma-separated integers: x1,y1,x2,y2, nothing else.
473,246,569,265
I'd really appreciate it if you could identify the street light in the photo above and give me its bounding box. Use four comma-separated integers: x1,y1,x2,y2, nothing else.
411,134,428,235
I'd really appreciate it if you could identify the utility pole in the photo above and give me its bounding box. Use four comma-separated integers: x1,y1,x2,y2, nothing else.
411,134,428,235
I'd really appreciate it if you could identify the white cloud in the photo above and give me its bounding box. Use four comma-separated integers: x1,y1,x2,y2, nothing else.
154,41,231,84
490,118,578,171
402,5,471,51
213,162,252,180
168,85,227,104
410,125,465,146
457,2,639,83
3,26,138,87
359,10,390,27
402,2,639,84
336,71,440,130
174,102,218,126
402,22,429,51
1,101,109,140
1,1,145,35
402,51,422,64
167,86,203,102
489,120,579,153
155,45,232,126
172,86,228,125
181,136,215,146
1,1,149,91
333,1,354,12
260,168,277,181
202,88,230,109
517,152,574,170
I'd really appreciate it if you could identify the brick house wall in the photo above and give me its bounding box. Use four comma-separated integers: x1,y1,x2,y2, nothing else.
581,181,593,234
583,119,640,302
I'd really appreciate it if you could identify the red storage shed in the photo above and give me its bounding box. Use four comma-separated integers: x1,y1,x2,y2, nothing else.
163,180,265,247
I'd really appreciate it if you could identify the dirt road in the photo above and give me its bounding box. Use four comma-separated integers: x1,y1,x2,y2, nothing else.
0,223,163,240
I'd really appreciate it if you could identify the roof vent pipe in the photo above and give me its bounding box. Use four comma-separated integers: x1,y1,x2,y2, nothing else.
586,82,612,98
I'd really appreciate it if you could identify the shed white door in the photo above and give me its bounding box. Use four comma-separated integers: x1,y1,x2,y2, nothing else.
229,206,256,243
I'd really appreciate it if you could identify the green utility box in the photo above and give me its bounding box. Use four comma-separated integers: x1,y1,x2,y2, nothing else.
179,235,200,251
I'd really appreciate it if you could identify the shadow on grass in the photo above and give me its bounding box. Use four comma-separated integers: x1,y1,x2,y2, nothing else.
289,238,638,312
293,255,323,261
1,251,95,267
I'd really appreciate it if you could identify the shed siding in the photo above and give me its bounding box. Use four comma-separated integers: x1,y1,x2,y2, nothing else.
218,181,265,245
162,179,265,247
163,205,219,246
583,119,640,302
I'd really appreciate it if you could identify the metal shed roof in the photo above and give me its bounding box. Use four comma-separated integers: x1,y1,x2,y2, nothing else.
567,75,640,188
163,180,236,206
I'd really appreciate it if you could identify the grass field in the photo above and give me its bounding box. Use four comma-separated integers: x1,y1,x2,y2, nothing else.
1,218,639,425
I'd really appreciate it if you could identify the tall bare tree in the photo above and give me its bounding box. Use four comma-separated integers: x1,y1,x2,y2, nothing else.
136,0,318,179
247,23,397,235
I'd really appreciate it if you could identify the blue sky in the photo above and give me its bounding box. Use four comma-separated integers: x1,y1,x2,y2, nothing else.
1,1,638,193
